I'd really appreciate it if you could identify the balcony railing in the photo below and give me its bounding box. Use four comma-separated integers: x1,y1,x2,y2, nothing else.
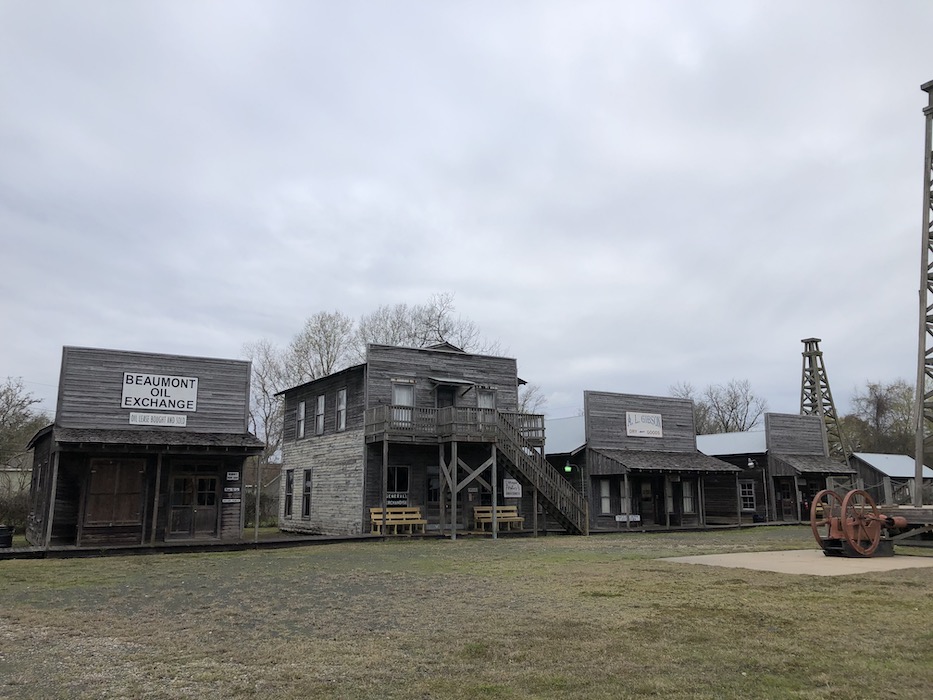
364,405,544,444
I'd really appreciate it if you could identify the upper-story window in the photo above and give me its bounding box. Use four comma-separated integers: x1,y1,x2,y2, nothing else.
336,388,347,432
296,400,306,439
392,381,415,427
315,394,325,435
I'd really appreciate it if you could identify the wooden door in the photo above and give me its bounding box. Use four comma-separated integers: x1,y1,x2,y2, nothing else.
169,475,218,537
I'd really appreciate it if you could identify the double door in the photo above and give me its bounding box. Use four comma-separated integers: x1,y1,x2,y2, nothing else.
169,473,219,538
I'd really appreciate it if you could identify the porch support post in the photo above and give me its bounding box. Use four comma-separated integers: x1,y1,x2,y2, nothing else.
491,444,498,540
253,455,260,543
736,473,742,525
532,488,538,536
381,439,388,536
624,472,631,530
665,476,671,528
439,444,446,535
793,474,802,522
451,441,458,540
698,477,706,528
151,453,162,544
44,450,60,550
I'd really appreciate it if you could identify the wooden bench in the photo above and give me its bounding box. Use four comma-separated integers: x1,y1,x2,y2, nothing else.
370,507,428,535
473,505,524,532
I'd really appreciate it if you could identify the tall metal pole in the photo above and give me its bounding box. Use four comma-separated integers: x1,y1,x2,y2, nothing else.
914,80,933,508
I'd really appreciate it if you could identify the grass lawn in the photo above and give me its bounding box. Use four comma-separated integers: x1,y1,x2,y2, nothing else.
1,526,931,699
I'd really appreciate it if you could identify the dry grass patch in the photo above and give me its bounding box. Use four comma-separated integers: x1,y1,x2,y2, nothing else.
1,527,931,699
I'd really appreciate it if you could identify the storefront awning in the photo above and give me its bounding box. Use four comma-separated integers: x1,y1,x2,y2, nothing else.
50,427,265,452
589,448,741,475
770,454,855,477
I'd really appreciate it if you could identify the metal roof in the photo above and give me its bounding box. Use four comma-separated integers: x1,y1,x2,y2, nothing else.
696,431,767,456
544,415,585,455
851,453,933,479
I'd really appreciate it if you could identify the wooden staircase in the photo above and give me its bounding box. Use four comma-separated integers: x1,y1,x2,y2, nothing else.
496,413,588,535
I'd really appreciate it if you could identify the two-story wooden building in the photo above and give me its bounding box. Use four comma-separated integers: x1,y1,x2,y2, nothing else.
26,347,264,548
544,391,741,531
276,343,587,537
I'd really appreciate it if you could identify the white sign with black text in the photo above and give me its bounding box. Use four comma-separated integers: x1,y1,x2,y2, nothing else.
503,478,522,498
122,372,199,412
625,411,663,438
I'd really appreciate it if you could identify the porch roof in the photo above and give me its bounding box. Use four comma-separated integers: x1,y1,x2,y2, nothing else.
50,427,265,452
592,448,740,473
771,453,855,476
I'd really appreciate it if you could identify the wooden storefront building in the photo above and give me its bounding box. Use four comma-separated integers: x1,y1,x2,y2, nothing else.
848,453,933,506
544,391,741,531
276,343,587,537
697,413,856,522
26,347,264,548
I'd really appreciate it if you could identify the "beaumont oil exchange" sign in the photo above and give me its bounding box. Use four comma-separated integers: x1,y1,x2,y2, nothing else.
121,372,199,412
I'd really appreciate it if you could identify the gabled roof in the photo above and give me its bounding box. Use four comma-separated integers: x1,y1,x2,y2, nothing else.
696,431,767,456
851,453,933,479
544,415,585,455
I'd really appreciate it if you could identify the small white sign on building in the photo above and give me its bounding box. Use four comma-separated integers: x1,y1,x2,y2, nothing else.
503,478,522,499
626,411,663,438
129,412,187,427
615,514,642,522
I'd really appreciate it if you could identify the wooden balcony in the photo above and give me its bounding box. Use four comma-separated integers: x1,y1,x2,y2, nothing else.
364,405,544,446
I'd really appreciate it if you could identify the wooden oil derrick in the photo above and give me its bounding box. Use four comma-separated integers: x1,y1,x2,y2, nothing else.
800,337,850,463
913,80,933,507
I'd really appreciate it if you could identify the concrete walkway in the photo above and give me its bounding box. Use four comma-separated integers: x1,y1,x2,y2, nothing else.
665,548,933,576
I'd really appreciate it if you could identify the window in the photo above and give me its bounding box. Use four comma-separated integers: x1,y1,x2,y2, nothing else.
683,481,696,514
740,481,756,511
599,478,612,515
478,388,496,424
315,394,325,435
284,469,294,518
336,388,347,431
619,480,632,514
392,381,414,426
387,465,410,493
297,400,306,439
301,469,312,518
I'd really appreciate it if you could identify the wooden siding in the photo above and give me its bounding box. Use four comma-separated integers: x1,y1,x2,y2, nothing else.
279,428,366,535
282,366,366,443
765,413,827,455
365,345,520,413
584,391,696,452
56,346,251,434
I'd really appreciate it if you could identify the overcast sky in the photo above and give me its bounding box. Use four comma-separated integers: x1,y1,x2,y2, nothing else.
2,1,933,422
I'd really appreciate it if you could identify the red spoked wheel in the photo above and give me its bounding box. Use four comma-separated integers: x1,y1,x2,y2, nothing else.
841,489,881,556
810,489,843,550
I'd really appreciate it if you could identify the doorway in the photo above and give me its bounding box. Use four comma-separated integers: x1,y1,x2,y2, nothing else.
169,474,219,538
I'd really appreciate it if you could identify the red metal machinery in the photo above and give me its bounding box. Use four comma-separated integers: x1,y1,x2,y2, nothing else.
810,489,909,557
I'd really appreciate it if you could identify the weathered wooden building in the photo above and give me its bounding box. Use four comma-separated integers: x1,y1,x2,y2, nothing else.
26,347,264,548
848,453,933,505
277,343,587,537
697,413,856,521
544,391,741,531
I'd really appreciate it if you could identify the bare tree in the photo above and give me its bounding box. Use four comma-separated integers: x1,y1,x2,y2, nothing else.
842,379,914,455
0,377,48,468
518,383,548,415
355,292,500,358
286,310,356,384
671,379,767,434
242,340,288,464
